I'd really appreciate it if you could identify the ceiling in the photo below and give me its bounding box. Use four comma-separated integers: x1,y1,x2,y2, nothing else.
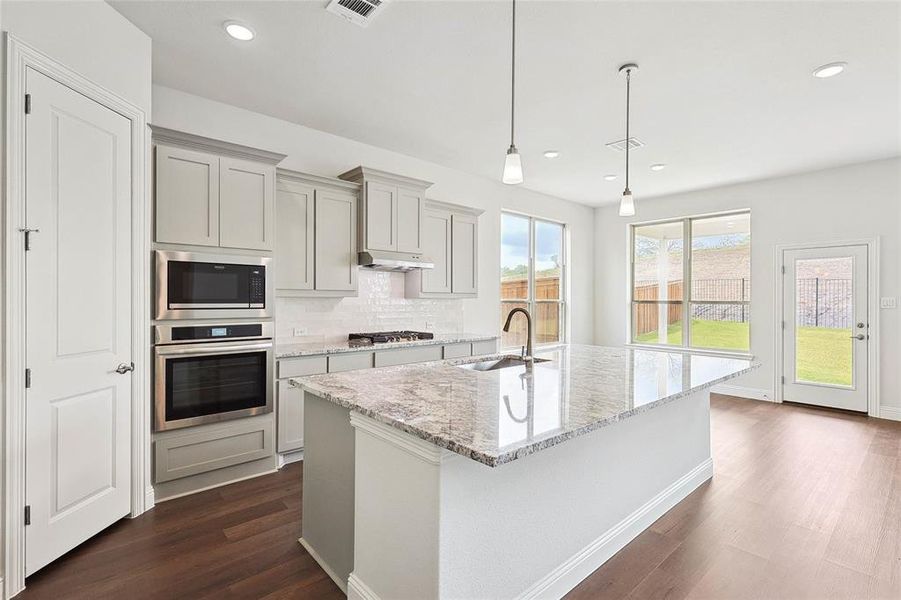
110,1,900,206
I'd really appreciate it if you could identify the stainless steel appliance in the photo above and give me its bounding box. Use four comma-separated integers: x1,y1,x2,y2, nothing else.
155,250,273,320
358,250,434,272
348,331,435,345
153,322,274,431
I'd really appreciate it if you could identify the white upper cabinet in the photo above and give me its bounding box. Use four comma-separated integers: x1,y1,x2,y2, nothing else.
151,126,285,251
220,157,275,251
155,145,220,247
275,179,315,292
339,166,431,256
275,169,360,297
405,200,483,299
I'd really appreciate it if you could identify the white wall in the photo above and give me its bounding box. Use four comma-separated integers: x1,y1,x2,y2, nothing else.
151,85,596,344
1,0,152,591
593,158,901,413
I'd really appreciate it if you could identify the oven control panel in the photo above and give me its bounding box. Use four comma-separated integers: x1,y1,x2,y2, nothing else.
170,324,264,342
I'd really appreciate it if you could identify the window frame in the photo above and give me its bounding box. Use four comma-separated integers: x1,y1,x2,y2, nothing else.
500,211,568,349
629,210,751,354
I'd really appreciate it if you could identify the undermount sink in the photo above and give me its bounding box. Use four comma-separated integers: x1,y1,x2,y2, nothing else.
457,356,551,372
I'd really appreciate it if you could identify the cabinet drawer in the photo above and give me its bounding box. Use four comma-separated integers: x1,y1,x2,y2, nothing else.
154,416,273,483
443,343,472,359
278,355,328,378
329,352,374,373
471,339,498,356
374,345,443,367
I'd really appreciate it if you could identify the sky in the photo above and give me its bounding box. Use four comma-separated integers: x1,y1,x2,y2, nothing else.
501,214,562,272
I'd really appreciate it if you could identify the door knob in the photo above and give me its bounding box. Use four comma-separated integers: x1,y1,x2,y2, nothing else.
115,362,135,374
850,334,866,341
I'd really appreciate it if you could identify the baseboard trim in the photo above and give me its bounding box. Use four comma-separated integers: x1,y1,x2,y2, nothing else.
145,486,156,511
154,468,278,503
347,572,380,600
878,406,901,422
711,384,773,402
517,458,714,600
277,449,304,468
299,537,347,594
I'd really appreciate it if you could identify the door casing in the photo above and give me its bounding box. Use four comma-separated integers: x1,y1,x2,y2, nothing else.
2,34,151,599
773,239,880,416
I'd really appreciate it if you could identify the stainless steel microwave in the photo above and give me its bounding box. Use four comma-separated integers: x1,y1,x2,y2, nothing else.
154,250,273,320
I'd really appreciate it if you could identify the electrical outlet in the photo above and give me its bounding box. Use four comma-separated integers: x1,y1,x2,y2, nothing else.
425,321,435,330
880,297,897,309
293,327,308,337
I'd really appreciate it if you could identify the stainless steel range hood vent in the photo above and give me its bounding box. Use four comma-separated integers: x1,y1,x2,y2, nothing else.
358,250,434,272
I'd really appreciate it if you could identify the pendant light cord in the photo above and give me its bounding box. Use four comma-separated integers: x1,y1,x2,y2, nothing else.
625,68,631,192
510,0,516,148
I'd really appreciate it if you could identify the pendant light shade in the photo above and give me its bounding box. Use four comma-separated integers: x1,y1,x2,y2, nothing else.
502,0,523,185
618,63,638,216
618,190,635,217
503,145,523,184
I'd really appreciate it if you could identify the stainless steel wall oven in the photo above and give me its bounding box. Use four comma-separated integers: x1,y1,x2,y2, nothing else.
153,322,274,431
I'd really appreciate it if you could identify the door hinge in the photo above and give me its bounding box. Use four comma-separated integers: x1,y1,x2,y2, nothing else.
25,368,31,389
24,505,31,526
20,227,39,251
781,320,785,330
25,93,32,115
781,375,785,384
781,265,785,274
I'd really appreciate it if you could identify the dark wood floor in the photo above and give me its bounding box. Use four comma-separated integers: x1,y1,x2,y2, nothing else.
20,396,901,599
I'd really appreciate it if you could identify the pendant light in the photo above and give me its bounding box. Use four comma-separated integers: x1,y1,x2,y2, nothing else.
618,63,638,216
502,0,523,184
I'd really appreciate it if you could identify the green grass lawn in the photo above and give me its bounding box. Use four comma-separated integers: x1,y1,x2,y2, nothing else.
636,321,851,386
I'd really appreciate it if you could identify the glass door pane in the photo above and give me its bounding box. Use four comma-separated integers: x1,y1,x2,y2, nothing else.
535,220,563,300
794,256,853,386
501,213,530,300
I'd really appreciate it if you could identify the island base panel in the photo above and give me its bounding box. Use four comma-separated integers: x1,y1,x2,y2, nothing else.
347,389,712,600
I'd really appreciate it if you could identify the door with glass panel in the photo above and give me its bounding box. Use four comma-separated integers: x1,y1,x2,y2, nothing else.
500,213,565,349
782,245,868,412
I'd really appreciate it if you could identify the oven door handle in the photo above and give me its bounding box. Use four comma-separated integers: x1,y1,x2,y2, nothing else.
155,341,273,357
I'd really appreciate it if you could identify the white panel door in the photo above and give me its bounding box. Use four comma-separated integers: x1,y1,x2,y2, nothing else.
220,157,274,251
782,245,868,412
25,68,133,576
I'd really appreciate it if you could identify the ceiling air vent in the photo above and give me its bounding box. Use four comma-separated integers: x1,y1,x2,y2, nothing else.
606,137,645,152
326,0,387,27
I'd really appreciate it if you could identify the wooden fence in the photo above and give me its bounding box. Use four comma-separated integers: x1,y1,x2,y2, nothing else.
500,276,561,347
633,280,683,336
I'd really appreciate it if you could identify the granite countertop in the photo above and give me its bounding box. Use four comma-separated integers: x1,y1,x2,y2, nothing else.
276,333,498,359
291,344,757,467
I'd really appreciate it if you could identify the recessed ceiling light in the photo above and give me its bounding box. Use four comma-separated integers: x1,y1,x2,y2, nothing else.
812,62,846,78
604,174,618,181
543,150,560,159
650,163,666,171
224,21,255,41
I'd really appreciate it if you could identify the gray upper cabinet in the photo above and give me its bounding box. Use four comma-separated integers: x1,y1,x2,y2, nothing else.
275,169,360,297
405,200,483,299
339,166,431,256
151,126,285,251
451,212,479,295
276,179,314,292
420,207,452,294
315,188,358,292
155,145,220,247
220,157,275,251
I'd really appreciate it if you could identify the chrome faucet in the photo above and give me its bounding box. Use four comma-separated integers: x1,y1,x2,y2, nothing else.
502,307,533,362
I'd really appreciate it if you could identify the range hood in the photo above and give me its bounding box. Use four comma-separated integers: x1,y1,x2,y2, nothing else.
358,250,434,272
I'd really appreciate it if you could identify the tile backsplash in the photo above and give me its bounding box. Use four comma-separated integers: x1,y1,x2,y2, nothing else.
276,270,465,344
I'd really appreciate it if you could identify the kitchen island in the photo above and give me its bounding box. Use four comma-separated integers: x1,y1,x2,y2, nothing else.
291,344,755,599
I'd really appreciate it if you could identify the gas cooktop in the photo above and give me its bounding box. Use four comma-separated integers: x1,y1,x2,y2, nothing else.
348,331,435,344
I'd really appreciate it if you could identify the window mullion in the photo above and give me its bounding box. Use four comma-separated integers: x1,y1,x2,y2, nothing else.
683,218,691,348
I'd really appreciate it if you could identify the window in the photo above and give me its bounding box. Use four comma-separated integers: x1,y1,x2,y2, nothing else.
500,213,566,349
631,212,750,352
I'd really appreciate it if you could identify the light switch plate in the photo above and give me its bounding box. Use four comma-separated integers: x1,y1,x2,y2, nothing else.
880,297,897,309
